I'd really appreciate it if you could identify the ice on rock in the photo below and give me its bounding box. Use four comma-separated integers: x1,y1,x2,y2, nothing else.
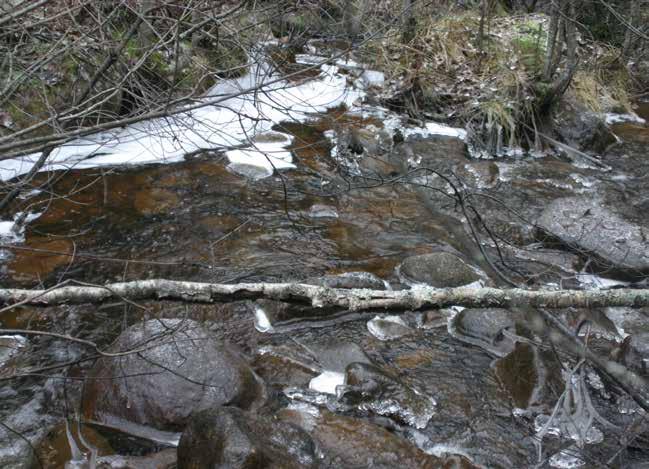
253,306,274,333
367,315,413,341
549,447,586,469
309,371,345,395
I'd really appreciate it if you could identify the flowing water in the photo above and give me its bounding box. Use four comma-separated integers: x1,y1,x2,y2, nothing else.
1,41,649,468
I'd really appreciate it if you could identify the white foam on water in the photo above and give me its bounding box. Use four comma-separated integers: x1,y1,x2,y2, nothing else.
0,211,42,244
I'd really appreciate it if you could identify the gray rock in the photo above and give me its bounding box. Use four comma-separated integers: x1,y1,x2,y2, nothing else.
398,252,482,287
177,407,317,469
448,308,517,357
253,340,371,389
82,319,265,431
557,111,616,154
537,196,649,279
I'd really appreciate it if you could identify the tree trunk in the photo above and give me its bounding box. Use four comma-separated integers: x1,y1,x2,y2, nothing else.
2,279,649,310
543,1,560,81
622,0,640,59
402,0,417,44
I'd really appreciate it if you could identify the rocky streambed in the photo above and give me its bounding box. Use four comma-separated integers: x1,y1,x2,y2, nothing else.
0,41,649,468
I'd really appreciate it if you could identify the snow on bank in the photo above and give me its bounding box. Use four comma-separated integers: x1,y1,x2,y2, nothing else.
605,112,646,125
0,58,361,181
1,47,470,181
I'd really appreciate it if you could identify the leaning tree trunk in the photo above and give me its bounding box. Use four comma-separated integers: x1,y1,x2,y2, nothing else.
542,1,561,81
622,0,640,59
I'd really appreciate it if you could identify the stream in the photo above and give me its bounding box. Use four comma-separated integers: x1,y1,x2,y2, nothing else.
1,40,649,468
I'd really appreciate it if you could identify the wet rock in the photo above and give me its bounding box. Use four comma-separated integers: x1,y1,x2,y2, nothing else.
177,407,317,469
309,340,372,371
253,352,318,389
493,343,545,409
254,341,371,390
398,252,482,287
0,334,27,367
536,196,649,279
305,271,388,290
0,395,53,469
82,319,265,432
610,333,649,377
93,449,177,469
338,362,437,429
358,152,400,177
556,110,616,154
448,308,517,357
278,406,445,468
367,315,415,341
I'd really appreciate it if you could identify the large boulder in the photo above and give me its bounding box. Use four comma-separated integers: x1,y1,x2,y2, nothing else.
177,407,317,469
397,251,483,287
448,308,517,357
82,319,265,432
556,110,617,155
537,196,649,279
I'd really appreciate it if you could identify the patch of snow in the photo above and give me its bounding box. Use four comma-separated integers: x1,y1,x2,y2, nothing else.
309,371,345,395
359,70,385,88
1,57,361,181
605,112,646,125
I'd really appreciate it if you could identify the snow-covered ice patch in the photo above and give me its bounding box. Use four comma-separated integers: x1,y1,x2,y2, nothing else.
1,57,361,181
309,371,345,395
605,112,646,125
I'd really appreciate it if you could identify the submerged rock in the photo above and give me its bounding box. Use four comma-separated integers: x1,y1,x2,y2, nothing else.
278,406,447,468
448,308,517,357
397,252,483,288
177,407,317,469
82,319,265,432
537,196,649,279
493,343,548,409
338,362,437,429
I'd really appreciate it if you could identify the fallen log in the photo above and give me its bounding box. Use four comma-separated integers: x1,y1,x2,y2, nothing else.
3,279,649,412
0,279,648,310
